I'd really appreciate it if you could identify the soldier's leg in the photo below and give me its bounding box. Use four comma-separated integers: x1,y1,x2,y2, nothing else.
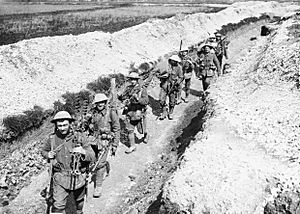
217,55,223,73
93,149,109,198
168,92,176,120
52,177,69,213
203,77,213,92
73,186,85,214
142,114,149,143
202,77,209,91
185,78,191,102
159,88,167,120
125,116,136,154
176,83,182,105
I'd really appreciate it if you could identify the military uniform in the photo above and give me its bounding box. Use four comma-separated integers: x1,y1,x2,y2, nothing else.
88,108,120,196
180,56,194,102
118,77,149,153
159,62,183,119
41,129,95,214
195,51,220,91
215,37,228,69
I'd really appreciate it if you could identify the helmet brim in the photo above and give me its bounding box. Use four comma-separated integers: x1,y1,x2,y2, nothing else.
51,118,75,123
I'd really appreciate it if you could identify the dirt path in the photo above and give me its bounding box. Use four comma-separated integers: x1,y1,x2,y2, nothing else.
82,67,204,214
82,19,274,214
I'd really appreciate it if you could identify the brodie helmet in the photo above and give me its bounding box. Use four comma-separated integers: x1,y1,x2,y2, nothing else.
51,111,74,123
93,93,108,104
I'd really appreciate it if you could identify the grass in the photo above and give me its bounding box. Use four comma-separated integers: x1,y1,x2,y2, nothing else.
0,3,224,45
0,3,111,15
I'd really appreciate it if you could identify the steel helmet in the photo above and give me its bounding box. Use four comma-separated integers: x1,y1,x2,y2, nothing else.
180,47,189,52
127,72,140,79
93,93,108,104
214,32,222,37
51,111,74,123
200,42,214,50
169,55,181,63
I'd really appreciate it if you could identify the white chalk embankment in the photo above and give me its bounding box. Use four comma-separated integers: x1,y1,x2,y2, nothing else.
0,1,298,118
161,14,300,214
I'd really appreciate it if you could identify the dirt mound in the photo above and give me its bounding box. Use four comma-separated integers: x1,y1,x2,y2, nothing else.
161,14,300,213
0,1,298,119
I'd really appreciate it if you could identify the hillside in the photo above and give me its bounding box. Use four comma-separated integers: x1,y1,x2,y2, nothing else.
0,1,296,118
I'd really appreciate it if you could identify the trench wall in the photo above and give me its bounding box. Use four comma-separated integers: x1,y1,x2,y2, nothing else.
0,1,298,118
160,13,300,214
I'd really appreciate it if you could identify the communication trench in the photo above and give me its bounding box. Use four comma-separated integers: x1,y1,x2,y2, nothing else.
106,17,277,214
0,14,280,214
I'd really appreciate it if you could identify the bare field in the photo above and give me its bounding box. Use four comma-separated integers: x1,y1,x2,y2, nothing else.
0,3,111,15
0,4,224,45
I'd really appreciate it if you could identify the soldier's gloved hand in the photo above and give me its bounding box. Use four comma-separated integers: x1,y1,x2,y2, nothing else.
111,145,117,156
72,146,86,155
48,151,56,159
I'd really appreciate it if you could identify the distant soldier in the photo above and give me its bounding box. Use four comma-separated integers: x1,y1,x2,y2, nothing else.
137,61,157,89
195,43,221,91
214,32,229,70
41,111,95,214
158,55,183,120
118,72,149,154
86,93,120,198
178,47,194,103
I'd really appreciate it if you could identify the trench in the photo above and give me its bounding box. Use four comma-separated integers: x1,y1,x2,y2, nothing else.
145,103,206,214
114,99,207,214
118,16,280,214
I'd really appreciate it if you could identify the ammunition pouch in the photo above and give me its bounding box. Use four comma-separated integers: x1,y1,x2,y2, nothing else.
53,171,86,190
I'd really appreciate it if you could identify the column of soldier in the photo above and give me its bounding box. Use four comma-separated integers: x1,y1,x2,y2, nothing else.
41,32,228,214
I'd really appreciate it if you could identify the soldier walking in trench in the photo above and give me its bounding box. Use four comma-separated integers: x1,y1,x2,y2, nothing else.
195,43,221,92
118,71,149,154
85,93,120,198
214,32,229,71
41,111,95,214
178,47,194,103
158,55,183,120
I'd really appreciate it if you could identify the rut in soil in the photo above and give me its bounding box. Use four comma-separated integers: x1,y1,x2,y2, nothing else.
145,105,207,214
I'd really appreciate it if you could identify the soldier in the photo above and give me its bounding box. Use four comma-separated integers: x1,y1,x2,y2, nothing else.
118,72,149,154
41,111,95,214
195,43,221,92
138,61,157,89
87,93,120,198
178,47,194,103
214,32,229,70
158,55,183,120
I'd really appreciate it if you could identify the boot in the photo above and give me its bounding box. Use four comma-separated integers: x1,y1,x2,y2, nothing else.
159,106,167,120
93,186,102,198
125,132,136,154
143,133,149,144
168,106,174,120
184,94,189,103
125,145,136,154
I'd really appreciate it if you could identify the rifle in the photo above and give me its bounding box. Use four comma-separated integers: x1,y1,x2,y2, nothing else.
179,40,183,52
119,82,142,107
91,145,109,172
46,139,54,214
167,77,184,96
90,78,116,174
